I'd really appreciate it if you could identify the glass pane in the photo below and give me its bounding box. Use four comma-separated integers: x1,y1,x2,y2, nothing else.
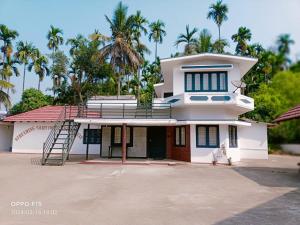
202,73,209,91
194,74,201,91
211,73,218,90
219,73,226,91
186,74,193,91
181,127,185,145
209,127,217,146
114,127,121,144
126,127,131,144
197,126,206,146
175,127,180,145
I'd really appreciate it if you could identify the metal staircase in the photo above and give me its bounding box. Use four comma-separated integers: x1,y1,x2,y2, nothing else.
42,106,80,166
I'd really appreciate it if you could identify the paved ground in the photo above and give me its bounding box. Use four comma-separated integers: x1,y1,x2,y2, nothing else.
0,153,299,225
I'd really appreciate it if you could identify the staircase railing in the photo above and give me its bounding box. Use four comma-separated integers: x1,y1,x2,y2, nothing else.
42,106,66,165
61,121,80,164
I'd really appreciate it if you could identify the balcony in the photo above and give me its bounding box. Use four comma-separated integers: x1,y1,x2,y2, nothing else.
164,92,254,112
77,102,172,119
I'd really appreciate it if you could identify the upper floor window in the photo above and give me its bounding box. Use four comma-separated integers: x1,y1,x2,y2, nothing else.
185,71,228,92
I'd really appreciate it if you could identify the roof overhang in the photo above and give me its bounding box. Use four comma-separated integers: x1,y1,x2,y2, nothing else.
160,53,258,80
176,120,251,126
74,118,177,126
74,118,251,127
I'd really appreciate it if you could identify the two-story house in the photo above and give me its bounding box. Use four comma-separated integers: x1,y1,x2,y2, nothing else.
4,53,268,165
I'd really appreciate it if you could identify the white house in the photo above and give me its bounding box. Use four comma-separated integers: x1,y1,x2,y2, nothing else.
4,53,268,165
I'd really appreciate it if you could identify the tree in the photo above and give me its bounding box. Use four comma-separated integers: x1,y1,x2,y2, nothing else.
207,0,228,53
0,24,19,66
100,2,143,96
49,50,69,95
212,38,229,53
66,34,87,56
47,25,64,53
28,50,49,90
231,27,252,55
148,20,166,59
10,88,53,114
276,34,294,69
196,29,213,53
15,41,36,94
0,78,14,109
175,25,198,55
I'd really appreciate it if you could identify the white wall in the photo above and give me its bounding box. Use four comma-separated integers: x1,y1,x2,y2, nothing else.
190,124,240,163
0,123,13,151
239,122,268,159
11,122,100,155
190,123,268,163
101,127,147,157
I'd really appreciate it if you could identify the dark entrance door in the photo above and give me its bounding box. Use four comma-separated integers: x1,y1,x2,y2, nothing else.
147,127,166,159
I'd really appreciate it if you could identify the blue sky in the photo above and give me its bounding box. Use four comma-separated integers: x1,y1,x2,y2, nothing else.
1,0,300,103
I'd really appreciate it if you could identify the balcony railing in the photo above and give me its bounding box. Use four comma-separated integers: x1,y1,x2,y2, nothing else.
77,103,172,119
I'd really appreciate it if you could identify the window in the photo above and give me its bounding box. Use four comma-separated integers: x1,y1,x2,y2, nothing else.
83,129,101,144
229,126,238,148
111,126,133,147
196,125,219,148
185,72,228,92
175,126,186,146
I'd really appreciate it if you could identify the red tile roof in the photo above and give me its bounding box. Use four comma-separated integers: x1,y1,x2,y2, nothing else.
274,104,300,123
4,106,78,122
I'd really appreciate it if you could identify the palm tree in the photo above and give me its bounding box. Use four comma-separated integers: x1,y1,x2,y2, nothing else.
0,57,18,109
0,24,19,67
197,29,213,53
207,0,228,53
276,34,294,69
175,25,198,55
28,50,49,90
212,39,229,53
100,2,143,96
277,34,294,56
89,29,110,45
15,41,36,94
66,34,87,56
231,27,252,55
47,25,64,53
148,20,166,59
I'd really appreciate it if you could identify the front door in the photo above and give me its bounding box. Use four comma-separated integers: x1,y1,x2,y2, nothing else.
147,127,166,159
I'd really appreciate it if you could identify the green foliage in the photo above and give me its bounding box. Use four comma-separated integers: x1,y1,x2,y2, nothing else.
10,88,53,114
246,71,300,143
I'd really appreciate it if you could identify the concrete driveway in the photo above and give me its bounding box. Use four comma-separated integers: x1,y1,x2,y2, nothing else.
0,153,299,225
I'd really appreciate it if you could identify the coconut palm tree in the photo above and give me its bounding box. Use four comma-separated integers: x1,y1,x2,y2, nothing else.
175,25,198,55
196,29,213,53
0,24,19,67
100,2,143,96
15,41,36,94
28,50,49,90
47,25,64,53
207,0,228,53
148,20,166,59
231,27,252,55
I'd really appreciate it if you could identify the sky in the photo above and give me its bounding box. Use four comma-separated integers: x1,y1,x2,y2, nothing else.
1,0,300,104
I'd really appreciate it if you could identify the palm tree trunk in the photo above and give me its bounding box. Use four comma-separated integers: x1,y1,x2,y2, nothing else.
38,79,41,91
137,68,141,104
117,75,121,97
155,41,158,60
218,25,221,53
22,63,26,94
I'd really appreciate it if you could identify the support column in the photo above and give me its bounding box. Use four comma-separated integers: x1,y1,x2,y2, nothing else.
122,123,127,163
86,124,90,160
